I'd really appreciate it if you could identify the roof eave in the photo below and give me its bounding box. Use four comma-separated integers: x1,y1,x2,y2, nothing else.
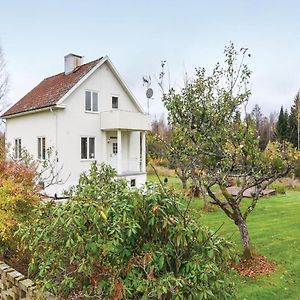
1,104,65,119
57,56,146,114
2,56,145,119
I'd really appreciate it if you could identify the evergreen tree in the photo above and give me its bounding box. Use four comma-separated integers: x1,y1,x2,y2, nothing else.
276,106,289,141
288,92,300,148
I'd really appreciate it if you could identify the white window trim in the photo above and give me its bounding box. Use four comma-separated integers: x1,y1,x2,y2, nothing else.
37,136,46,161
85,90,99,113
14,138,22,159
80,136,96,161
112,141,118,154
111,94,119,110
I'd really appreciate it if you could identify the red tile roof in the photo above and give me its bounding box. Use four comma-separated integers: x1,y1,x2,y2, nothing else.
2,58,102,117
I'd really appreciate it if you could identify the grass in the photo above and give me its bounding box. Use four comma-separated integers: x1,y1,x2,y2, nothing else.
148,174,300,300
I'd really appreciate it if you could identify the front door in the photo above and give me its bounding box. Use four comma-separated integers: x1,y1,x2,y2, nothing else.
108,137,118,170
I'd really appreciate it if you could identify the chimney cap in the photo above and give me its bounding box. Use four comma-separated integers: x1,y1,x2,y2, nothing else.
64,53,83,75
64,53,83,59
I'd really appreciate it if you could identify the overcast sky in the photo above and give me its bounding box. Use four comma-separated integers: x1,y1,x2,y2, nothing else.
1,0,300,119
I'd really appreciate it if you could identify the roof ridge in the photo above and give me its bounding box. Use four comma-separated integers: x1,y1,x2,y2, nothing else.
1,56,104,118
43,57,103,80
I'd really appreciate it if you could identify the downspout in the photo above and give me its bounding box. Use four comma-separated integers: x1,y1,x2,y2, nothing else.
50,107,58,196
55,109,58,195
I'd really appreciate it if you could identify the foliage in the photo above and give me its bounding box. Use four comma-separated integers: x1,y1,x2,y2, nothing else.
19,163,235,299
147,131,166,161
148,174,300,299
271,183,286,194
0,133,5,161
166,127,196,189
149,157,170,169
146,117,171,161
159,42,296,259
287,91,300,148
0,159,40,257
294,155,300,178
274,92,300,150
276,106,289,142
147,175,300,298
146,163,175,178
250,104,275,150
7,145,69,193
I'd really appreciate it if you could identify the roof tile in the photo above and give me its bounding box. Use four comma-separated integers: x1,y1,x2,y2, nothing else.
2,58,102,117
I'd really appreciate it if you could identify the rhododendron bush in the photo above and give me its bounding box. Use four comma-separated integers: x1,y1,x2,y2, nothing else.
19,163,236,299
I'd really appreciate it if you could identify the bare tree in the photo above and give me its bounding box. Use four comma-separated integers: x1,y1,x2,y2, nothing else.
0,46,8,106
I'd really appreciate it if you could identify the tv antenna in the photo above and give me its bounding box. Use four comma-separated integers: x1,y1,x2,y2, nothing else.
142,75,154,114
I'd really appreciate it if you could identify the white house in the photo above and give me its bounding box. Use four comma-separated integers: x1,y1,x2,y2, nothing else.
1,54,151,197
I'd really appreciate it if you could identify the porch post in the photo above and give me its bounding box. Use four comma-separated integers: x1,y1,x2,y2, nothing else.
141,131,146,172
117,130,122,174
102,131,107,163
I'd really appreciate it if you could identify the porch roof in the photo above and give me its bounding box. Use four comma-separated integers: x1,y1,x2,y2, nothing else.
100,110,151,131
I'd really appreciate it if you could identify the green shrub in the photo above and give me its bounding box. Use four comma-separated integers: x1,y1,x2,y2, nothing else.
0,160,40,257
19,163,235,299
271,182,286,194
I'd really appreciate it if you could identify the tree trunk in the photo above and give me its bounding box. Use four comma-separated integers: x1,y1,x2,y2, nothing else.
191,185,200,197
236,216,252,260
180,177,187,189
200,185,208,210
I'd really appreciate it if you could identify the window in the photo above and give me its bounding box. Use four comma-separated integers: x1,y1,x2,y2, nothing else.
14,138,22,159
37,137,46,160
112,142,118,154
85,91,98,112
81,137,95,159
112,96,118,109
130,179,136,187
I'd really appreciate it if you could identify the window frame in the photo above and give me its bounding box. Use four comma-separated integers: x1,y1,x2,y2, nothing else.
130,179,136,187
14,138,22,159
85,90,99,113
112,141,118,154
111,95,119,109
37,137,46,160
80,136,96,161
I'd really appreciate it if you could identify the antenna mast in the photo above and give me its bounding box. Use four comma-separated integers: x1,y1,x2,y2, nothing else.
142,75,154,115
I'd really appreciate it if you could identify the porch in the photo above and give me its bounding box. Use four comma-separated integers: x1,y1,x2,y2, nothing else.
102,130,146,175
100,110,150,176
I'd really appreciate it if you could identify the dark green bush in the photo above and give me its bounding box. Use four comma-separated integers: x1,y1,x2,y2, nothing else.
19,163,235,299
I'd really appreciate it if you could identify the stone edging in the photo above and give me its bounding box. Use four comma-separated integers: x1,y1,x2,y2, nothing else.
0,261,56,299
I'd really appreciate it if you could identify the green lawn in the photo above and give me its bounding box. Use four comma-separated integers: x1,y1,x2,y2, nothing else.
147,174,300,300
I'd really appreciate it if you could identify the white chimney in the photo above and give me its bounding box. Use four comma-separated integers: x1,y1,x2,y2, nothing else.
64,53,83,75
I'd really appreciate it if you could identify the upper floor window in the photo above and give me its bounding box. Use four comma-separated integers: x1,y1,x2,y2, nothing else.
81,137,95,160
14,138,22,159
85,91,98,112
37,137,46,160
112,96,118,109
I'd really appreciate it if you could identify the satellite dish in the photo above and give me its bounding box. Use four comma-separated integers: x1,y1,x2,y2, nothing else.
146,88,153,99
